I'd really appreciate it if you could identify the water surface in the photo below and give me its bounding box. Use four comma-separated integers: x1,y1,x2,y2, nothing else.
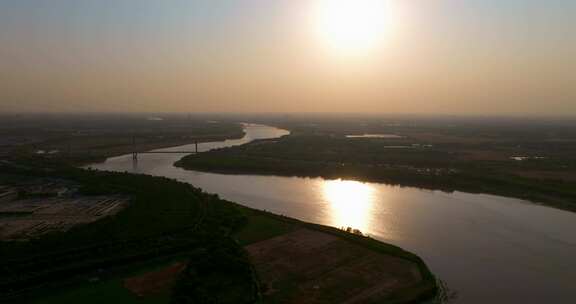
88,125,576,304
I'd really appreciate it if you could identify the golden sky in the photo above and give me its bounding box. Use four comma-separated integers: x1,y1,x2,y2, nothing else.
0,0,574,115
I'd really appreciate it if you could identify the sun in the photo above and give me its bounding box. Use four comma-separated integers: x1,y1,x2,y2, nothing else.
314,0,390,56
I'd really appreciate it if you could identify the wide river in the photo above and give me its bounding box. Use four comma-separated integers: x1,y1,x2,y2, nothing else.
88,124,576,304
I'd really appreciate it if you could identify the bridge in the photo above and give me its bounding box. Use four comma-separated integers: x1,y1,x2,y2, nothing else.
131,150,198,160
131,137,199,160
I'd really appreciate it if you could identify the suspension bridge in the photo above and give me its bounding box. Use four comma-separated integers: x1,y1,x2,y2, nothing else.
131,137,199,160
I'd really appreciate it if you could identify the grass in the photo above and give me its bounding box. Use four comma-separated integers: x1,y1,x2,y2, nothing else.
32,280,145,304
30,257,188,304
234,208,297,246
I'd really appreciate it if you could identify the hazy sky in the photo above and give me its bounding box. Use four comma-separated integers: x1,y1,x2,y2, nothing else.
0,0,574,114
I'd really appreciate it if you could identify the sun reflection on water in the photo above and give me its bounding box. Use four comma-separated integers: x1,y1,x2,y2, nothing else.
322,179,375,233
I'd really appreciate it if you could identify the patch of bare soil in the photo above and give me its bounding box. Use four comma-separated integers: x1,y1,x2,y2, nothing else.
245,228,423,304
124,262,187,297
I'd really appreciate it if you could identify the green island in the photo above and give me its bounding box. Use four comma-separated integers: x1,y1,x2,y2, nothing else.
175,133,576,213
0,160,438,303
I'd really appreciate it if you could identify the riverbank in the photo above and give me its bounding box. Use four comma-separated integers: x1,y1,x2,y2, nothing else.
175,135,576,213
0,162,437,303
52,131,247,167
6,131,246,169
3,116,246,167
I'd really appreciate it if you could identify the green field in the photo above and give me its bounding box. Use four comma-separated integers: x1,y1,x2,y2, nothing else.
234,209,297,246
31,258,186,304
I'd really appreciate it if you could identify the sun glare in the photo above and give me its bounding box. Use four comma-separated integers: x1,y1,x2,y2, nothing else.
323,179,375,233
314,0,390,56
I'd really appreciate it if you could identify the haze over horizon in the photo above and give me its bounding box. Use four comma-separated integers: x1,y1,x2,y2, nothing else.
1,0,574,115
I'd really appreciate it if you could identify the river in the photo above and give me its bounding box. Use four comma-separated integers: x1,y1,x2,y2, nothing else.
87,124,576,304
